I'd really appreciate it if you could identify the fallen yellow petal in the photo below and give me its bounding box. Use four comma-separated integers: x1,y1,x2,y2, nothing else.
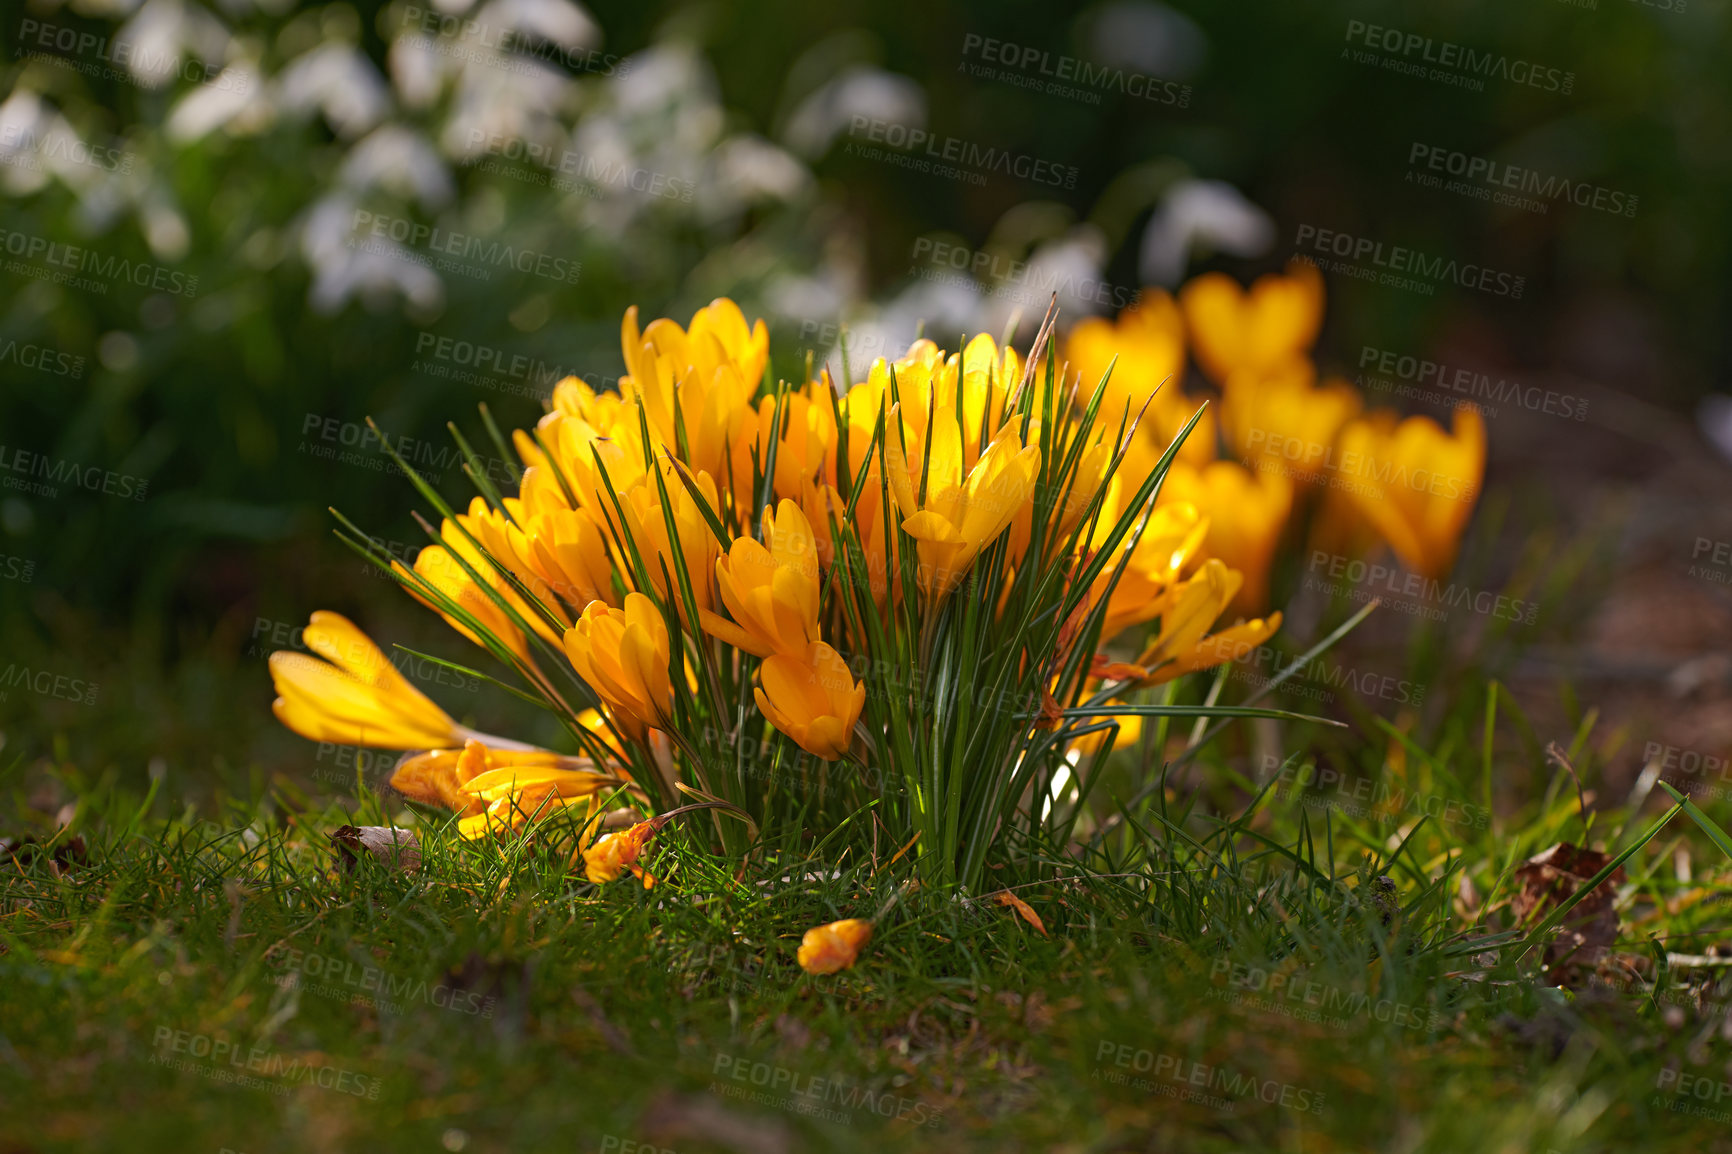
797,918,874,974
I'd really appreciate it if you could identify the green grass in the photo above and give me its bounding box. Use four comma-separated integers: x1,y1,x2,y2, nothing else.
7,692,1732,1153
3,498,1727,1152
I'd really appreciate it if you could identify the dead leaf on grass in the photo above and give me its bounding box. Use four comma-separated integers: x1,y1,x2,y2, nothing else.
1512,841,1627,986
991,889,1047,936
330,825,421,873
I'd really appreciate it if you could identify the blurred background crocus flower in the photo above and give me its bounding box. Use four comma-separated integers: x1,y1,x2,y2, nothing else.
1063,291,1216,467
1337,406,1487,579
1159,460,1293,612
1222,361,1363,484
1179,260,1324,384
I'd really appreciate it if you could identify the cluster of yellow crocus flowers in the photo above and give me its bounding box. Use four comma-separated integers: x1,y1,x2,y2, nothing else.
270,295,1300,847
1064,261,1486,613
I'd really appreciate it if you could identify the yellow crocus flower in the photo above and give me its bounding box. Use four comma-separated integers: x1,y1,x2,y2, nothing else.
581,819,659,887
1180,261,1324,384
562,593,675,742
755,641,866,761
1336,405,1486,578
403,534,534,661
887,412,1042,598
512,499,620,613
269,611,466,749
1087,497,1210,643
456,745,621,841
728,381,839,516
1222,360,1362,483
801,477,895,610
1159,459,1293,613
1095,559,1283,687
386,738,616,840
616,458,722,616
1063,290,1216,467
620,302,764,482
699,499,822,659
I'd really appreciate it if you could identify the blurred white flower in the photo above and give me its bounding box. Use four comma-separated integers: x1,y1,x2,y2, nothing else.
69,0,148,17
781,66,924,159
978,225,1112,337
440,62,571,161
341,125,454,210
277,43,390,138
1699,396,1732,467
166,62,268,141
300,194,444,314
1139,178,1272,285
116,0,233,89
142,197,191,260
1080,0,1207,81
388,36,448,111
476,0,598,51
0,92,64,196
706,134,810,218
812,276,986,384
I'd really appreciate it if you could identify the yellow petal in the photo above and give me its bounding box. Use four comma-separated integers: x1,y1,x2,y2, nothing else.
797,918,873,974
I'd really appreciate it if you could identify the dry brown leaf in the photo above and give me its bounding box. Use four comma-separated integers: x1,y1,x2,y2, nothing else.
1511,841,1626,987
330,825,422,873
991,889,1048,936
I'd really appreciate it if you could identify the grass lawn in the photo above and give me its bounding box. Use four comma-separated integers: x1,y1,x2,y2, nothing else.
6,682,1732,1153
